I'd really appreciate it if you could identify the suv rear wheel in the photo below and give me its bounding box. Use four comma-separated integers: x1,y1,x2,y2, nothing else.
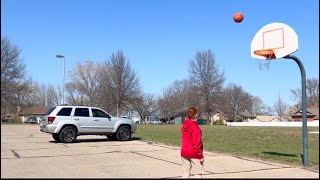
59,126,77,143
116,126,131,141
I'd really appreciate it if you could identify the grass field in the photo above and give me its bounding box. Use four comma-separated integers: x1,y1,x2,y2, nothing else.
133,124,319,170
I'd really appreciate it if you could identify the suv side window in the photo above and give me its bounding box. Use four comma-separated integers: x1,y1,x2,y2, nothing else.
74,108,89,117
57,108,72,116
92,108,111,118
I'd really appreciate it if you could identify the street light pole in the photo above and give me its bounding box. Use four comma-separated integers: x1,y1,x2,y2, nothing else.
56,54,65,105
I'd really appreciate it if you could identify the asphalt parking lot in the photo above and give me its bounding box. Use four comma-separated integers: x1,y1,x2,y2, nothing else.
1,124,319,178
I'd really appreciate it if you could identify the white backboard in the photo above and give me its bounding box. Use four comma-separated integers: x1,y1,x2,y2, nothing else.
251,22,298,59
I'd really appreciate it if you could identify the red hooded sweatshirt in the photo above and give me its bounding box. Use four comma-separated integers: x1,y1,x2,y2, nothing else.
180,119,204,159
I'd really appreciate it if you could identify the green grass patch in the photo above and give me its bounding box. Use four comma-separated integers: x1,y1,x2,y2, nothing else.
133,124,319,170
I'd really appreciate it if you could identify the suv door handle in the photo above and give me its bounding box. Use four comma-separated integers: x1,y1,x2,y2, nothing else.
74,119,79,121
94,119,99,121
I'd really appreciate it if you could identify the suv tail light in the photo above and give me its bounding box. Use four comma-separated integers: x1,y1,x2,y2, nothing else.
48,117,55,124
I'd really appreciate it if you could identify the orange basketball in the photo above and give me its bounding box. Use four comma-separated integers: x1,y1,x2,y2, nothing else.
233,12,244,23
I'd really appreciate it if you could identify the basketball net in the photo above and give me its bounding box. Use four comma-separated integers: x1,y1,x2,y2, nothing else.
258,59,270,71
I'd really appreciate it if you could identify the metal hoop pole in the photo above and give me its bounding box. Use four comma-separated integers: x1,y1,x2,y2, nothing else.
284,54,308,167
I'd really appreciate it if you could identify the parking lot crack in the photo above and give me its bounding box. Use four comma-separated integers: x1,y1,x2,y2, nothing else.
61,144,69,148
26,134,34,138
130,151,180,166
11,150,20,158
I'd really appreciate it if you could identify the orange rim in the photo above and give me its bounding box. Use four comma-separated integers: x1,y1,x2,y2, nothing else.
254,49,275,59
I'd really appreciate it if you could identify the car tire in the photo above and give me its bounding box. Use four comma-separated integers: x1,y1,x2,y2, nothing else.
59,126,77,143
52,134,61,142
116,126,132,141
106,134,117,141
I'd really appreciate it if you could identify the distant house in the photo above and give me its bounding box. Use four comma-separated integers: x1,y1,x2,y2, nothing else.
18,106,49,123
170,110,186,125
255,116,282,122
121,110,141,124
121,109,161,124
145,114,161,124
224,111,256,122
239,111,257,121
208,111,226,125
174,110,254,125
168,110,221,125
291,106,319,122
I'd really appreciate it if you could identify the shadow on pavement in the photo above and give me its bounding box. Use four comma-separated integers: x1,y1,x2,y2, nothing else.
49,137,142,143
262,151,298,157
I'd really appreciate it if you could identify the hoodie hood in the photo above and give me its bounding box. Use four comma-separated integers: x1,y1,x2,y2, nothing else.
182,119,198,132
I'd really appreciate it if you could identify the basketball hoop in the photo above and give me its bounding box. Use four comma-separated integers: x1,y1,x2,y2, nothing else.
251,23,298,71
254,49,275,71
254,49,276,60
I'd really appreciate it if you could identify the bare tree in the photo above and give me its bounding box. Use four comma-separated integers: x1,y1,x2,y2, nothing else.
67,61,100,106
1,37,29,119
170,79,201,109
221,83,253,121
99,50,141,116
157,79,202,124
166,79,190,115
65,83,85,105
8,80,60,108
157,88,176,124
37,83,48,106
250,96,269,115
20,81,44,106
188,49,225,124
266,107,275,116
291,77,319,107
46,84,60,107
130,93,156,123
273,94,288,121
306,78,320,106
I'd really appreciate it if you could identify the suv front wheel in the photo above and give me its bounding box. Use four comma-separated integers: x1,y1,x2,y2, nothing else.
59,126,77,143
116,126,132,141
52,134,61,142
106,134,117,141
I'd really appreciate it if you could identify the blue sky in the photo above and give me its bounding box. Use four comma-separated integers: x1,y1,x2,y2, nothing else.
2,0,319,107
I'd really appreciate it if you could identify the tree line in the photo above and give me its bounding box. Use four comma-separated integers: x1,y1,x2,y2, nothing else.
1,37,319,123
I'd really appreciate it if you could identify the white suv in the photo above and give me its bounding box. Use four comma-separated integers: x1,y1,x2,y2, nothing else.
40,105,137,143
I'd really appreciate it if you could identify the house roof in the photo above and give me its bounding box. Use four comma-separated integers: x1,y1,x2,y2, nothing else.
292,106,319,119
19,106,49,115
256,116,280,122
238,111,256,118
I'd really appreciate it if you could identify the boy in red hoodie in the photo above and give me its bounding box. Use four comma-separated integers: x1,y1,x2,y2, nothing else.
181,106,205,178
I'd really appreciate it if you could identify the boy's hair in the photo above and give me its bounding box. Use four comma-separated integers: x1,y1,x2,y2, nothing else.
186,106,198,119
